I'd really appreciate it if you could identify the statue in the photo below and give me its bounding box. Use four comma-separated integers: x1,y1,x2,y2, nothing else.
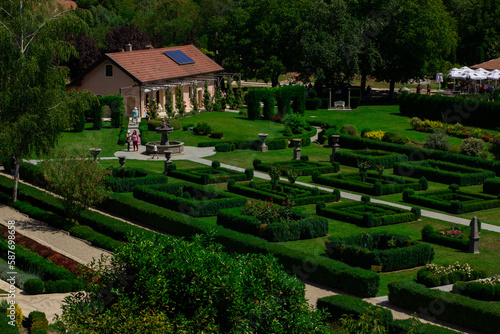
160,118,171,129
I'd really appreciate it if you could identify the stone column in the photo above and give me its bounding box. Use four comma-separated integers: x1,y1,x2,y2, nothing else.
468,216,480,254
258,134,268,152
293,139,302,160
330,135,340,163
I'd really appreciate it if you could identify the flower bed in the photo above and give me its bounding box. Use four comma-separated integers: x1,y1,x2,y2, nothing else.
421,224,480,251
410,117,495,141
253,159,339,176
333,149,408,168
133,182,247,217
393,160,495,186
403,188,500,214
453,276,500,301
168,166,249,185
227,180,339,206
416,262,487,287
316,202,420,227
312,171,426,196
325,231,434,272
217,200,328,242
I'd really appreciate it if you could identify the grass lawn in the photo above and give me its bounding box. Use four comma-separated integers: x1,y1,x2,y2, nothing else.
305,105,464,146
150,112,286,146
57,121,122,158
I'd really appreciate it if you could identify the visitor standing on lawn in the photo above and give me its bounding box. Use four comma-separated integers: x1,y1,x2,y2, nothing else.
132,130,139,151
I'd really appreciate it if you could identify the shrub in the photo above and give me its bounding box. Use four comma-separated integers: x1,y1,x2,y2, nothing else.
244,168,253,180
23,279,44,295
193,122,212,135
214,143,235,152
340,124,358,136
461,137,488,158
305,97,322,110
210,131,224,139
490,137,500,160
364,130,385,141
284,113,308,134
211,161,221,169
424,128,450,151
381,131,409,145
28,311,48,334
483,178,500,195
360,128,372,137
182,123,195,131
419,176,428,190
361,195,370,203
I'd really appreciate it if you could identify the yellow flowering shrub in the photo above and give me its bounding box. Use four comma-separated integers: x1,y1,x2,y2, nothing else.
15,303,22,328
363,130,386,141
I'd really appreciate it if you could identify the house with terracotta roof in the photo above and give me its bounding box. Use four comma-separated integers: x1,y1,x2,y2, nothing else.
67,44,224,117
471,57,500,71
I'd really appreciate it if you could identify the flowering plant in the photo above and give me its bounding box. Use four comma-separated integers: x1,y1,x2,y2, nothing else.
242,196,294,225
439,224,465,239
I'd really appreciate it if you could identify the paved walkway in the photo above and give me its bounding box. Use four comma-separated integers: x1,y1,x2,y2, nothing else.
0,205,112,322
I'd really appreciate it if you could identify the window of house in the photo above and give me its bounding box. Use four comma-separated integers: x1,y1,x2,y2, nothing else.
105,64,113,77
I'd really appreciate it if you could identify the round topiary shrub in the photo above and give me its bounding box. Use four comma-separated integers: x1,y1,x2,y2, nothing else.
381,131,410,145
245,168,254,180
300,155,309,161
253,159,262,168
340,124,358,136
212,161,221,169
449,184,460,192
249,181,257,189
23,278,44,295
333,188,341,201
361,195,370,203
460,137,488,158
411,207,421,218
227,178,236,189
421,272,441,287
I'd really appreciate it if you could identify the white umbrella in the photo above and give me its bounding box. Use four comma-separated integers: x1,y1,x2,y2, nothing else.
487,70,500,80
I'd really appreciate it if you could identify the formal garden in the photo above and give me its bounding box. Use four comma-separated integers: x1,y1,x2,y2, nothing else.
2,90,500,333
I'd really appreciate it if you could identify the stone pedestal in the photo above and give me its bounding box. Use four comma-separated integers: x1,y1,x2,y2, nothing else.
89,148,101,162
118,156,126,168
468,216,480,254
164,152,173,175
258,134,268,152
330,135,340,163
293,139,302,160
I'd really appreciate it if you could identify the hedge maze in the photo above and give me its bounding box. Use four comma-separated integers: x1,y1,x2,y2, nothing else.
403,188,500,214
312,171,426,196
253,159,340,176
316,202,421,227
227,180,340,206
217,207,328,242
133,183,247,217
394,160,495,186
169,166,250,184
325,232,434,272
333,149,408,168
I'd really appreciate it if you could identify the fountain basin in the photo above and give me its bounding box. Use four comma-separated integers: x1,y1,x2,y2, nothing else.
145,141,184,155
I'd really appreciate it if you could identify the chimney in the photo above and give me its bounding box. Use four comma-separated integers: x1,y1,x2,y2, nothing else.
125,44,132,52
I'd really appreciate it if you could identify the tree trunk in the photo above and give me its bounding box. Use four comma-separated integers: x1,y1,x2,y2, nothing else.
12,158,20,202
389,79,396,98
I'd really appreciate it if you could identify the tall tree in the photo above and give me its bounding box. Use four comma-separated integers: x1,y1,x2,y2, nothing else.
0,0,86,201
65,34,101,79
374,0,457,96
209,0,307,86
105,23,149,52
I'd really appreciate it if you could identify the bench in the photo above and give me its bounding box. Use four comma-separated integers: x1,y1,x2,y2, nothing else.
334,101,345,109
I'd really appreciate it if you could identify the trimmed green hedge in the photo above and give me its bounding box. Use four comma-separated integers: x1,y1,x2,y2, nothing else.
133,182,247,217
244,88,276,120
228,180,340,206
217,207,328,242
317,202,420,227
453,281,500,301
394,160,495,186
333,149,408,168
253,159,339,176
338,133,500,176
276,85,306,115
312,171,426,196
389,319,462,334
399,91,500,129
168,167,249,185
105,167,168,192
317,295,392,327
483,178,500,195
326,232,434,272
403,188,500,214
102,193,380,297
388,281,500,334
27,311,48,334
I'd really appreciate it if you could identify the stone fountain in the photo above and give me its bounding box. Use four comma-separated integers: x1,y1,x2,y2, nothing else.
145,118,184,155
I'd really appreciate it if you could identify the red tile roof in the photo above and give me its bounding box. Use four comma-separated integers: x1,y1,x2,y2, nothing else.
471,57,500,71
106,45,223,83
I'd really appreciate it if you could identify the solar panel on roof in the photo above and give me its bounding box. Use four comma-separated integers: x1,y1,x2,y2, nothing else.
164,50,195,65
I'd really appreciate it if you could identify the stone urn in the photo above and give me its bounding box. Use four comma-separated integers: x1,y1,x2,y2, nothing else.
258,133,268,152
293,139,302,160
89,148,102,161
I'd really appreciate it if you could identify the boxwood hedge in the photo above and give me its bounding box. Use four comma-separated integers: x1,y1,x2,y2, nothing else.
421,224,469,251
333,149,408,168
394,160,495,186
133,182,247,217
105,167,168,192
483,178,500,195
217,207,328,242
169,167,249,185
316,202,420,227
253,159,339,176
388,281,500,334
325,232,434,272
453,281,500,301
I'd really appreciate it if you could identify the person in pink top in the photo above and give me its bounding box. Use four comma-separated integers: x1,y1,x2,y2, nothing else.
131,130,139,151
